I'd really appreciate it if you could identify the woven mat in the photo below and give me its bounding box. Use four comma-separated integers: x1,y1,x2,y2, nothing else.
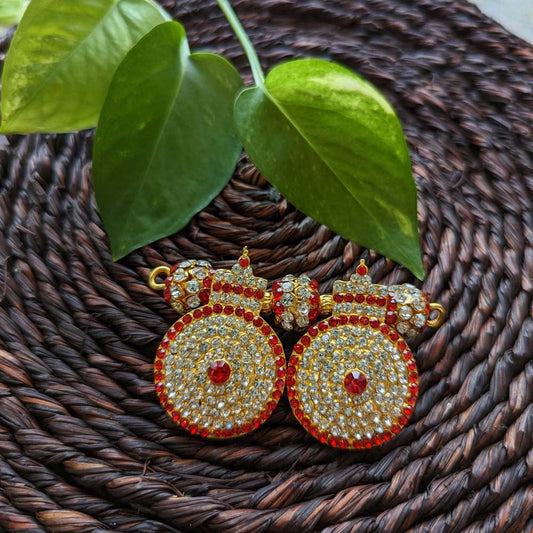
1,0,532,531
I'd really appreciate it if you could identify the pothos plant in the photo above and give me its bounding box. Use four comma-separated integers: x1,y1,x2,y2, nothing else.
0,0,425,279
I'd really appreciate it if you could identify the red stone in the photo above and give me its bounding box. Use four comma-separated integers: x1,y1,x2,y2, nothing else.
267,400,277,411
274,345,283,355
244,311,254,322
203,277,212,287
276,367,285,378
360,316,369,326
273,301,284,315
213,304,223,314
233,284,243,294
318,321,328,332
202,306,212,316
261,325,271,335
163,288,170,301
294,344,303,354
175,322,184,332
286,376,295,387
189,424,198,436
207,360,231,384
180,418,189,428
244,287,254,297
367,295,376,305
275,379,285,390
223,305,233,315
333,293,344,303
344,293,354,303
273,390,282,400
389,331,399,341
344,370,367,395
328,317,338,327
377,296,386,307
239,257,250,267
308,326,318,337
154,371,163,382
255,289,264,299
370,318,380,329
155,383,164,393
212,281,222,291
301,336,310,346
235,306,244,316
222,283,232,293
309,279,318,290
398,340,407,351
309,293,320,306
289,355,299,365
183,314,192,324
275,357,285,367
355,293,365,303
193,309,202,319
160,339,169,349
356,263,368,276
309,307,319,320
253,317,263,327
339,315,348,324
268,335,278,345
156,349,166,359
155,360,163,370
385,311,397,325
243,423,252,433
349,315,359,324
167,328,176,339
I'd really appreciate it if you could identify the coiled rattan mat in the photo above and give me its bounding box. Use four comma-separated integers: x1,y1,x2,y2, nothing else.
0,0,532,531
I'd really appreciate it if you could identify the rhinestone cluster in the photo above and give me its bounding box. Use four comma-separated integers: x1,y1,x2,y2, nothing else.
271,275,320,330
155,252,285,438
386,284,430,338
288,315,418,449
163,260,213,313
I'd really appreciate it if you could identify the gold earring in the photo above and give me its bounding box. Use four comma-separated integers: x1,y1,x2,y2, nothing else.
286,260,445,449
149,249,286,439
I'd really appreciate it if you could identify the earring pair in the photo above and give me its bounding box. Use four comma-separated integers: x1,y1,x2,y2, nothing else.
148,249,444,449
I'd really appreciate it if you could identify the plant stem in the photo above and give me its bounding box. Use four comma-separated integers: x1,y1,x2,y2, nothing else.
215,0,265,86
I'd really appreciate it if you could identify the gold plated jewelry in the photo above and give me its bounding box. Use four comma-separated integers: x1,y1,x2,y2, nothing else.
152,249,285,439
149,252,445,447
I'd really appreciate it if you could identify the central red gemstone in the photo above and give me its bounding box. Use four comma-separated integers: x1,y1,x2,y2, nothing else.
344,370,367,395
207,360,231,384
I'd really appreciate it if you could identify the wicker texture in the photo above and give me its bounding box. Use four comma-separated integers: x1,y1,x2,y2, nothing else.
0,0,532,531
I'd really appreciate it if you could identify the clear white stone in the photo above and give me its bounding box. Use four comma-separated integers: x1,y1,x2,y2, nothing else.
397,321,410,334
413,313,426,327
399,306,413,320
282,281,294,292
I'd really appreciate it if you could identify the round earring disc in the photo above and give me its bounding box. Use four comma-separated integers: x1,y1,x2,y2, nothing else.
154,306,285,439
288,315,418,449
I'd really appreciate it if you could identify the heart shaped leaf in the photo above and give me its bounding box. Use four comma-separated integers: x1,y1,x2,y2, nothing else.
0,0,169,133
234,59,424,278
0,0,29,29
93,21,244,260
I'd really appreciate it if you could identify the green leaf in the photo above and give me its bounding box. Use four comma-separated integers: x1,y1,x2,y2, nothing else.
0,0,29,29
234,58,424,279
93,21,244,260
0,0,170,133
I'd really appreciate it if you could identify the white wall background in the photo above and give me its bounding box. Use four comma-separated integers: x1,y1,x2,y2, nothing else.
470,0,533,44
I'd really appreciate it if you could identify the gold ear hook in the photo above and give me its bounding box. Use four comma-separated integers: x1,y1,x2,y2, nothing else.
427,303,446,328
148,266,170,290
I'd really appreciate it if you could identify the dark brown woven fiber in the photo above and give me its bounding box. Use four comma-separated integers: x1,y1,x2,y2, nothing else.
0,0,532,531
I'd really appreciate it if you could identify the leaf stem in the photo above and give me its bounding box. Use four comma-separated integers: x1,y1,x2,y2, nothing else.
215,0,265,86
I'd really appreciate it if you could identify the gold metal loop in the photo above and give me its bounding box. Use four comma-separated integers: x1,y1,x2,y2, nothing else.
427,303,446,328
148,266,170,291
